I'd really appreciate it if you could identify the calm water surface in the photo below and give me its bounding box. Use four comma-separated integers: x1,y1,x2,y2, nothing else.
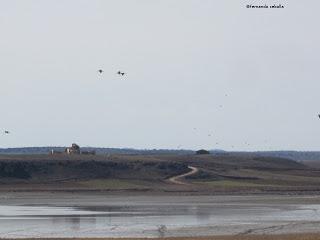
1,195,320,238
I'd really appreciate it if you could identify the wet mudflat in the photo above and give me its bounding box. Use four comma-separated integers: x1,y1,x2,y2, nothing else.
0,192,320,238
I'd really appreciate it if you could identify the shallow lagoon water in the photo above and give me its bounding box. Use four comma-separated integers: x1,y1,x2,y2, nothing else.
1,194,320,238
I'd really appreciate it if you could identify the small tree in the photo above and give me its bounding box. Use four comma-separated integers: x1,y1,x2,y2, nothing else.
196,149,210,155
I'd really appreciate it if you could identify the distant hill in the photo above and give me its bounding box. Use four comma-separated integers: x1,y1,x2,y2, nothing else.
0,147,194,155
1,153,318,193
246,151,320,162
1,147,320,162
208,150,320,162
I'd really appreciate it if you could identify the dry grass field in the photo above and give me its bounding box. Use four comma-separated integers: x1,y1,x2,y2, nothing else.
1,153,320,193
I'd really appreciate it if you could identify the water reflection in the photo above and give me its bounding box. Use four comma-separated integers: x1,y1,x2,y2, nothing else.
68,216,81,231
51,215,97,232
194,206,211,222
1,203,320,238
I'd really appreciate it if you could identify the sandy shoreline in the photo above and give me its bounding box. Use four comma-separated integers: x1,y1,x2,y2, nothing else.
2,234,320,240
2,191,320,205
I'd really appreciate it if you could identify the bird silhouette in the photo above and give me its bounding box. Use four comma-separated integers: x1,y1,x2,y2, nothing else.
4,131,9,134
117,71,125,76
318,114,320,119
98,69,104,74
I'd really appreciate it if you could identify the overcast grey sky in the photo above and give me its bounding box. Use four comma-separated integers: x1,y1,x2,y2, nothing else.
1,0,320,150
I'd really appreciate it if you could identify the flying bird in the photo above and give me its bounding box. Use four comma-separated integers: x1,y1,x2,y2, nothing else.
117,71,125,76
4,131,9,134
98,69,104,74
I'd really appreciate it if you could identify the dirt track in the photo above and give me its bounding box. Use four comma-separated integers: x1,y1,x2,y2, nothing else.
168,166,198,185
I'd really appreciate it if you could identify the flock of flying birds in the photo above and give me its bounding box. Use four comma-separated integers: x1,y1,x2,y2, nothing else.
2,69,125,136
2,69,320,150
98,69,125,76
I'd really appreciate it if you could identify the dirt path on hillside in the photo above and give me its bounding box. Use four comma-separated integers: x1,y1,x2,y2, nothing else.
168,166,199,185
